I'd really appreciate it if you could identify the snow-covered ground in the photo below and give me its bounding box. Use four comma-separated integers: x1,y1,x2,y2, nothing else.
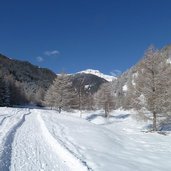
0,107,171,171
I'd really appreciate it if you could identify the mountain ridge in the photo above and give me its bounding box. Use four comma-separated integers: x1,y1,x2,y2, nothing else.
77,69,116,82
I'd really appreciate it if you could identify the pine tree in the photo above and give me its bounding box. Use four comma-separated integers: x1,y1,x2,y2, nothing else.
0,75,5,106
3,80,10,106
0,71,11,107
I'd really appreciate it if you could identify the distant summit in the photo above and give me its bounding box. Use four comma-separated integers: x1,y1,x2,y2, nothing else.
78,69,116,82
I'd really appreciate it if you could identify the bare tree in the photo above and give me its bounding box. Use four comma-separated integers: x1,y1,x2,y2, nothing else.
94,82,115,117
134,46,171,131
86,92,94,110
44,87,55,109
44,73,77,112
76,77,85,117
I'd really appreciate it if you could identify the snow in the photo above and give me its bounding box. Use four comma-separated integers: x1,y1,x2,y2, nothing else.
123,84,128,92
78,69,116,82
37,111,87,171
132,72,138,86
166,58,171,64
0,107,171,171
84,84,91,90
166,49,171,64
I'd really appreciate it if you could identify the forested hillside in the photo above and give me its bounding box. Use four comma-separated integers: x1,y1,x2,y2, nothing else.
0,54,107,107
0,54,56,106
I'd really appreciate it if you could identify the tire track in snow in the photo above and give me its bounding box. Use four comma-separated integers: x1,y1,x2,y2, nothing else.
37,113,91,171
0,109,23,126
10,110,68,171
0,109,25,141
52,123,93,171
0,116,11,126
0,109,31,171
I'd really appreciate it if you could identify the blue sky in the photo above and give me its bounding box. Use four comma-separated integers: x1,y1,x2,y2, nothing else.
1,0,171,74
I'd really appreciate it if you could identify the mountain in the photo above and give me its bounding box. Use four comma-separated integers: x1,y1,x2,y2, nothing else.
0,54,56,105
70,72,107,93
67,72,108,110
78,69,116,82
58,70,113,97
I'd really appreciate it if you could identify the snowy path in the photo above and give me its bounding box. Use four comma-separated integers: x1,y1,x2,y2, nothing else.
0,108,30,170
37,111,88,171
10,109,81,171
0,107,171,171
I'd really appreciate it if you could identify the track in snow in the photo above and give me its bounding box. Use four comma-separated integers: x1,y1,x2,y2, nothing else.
52,122,93,171
0,116,11,126
0,109,31,171
2,108,170,171
10,109,73,171
37,112,89,171
0,109,22,127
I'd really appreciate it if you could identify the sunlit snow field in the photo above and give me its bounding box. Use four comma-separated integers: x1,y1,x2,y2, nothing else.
0,107,170,171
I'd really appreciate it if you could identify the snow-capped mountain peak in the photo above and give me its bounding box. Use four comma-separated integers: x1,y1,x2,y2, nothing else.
78,69,116,82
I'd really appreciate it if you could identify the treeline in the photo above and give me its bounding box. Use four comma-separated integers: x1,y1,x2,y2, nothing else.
43,46,171,131
44,73,95,113
0,73,28,106
95,46,171,131
1,45,171,131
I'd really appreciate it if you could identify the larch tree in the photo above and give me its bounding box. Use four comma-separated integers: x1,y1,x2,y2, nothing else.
94,82,115,117
44,73,77,112
134,46,171,131
75,77,86,117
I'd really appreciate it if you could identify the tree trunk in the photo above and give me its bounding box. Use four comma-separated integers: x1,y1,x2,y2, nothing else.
153,111,157,131
104,109,108,118
79,92,82,118
59,106,61,113
104,103,108,118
